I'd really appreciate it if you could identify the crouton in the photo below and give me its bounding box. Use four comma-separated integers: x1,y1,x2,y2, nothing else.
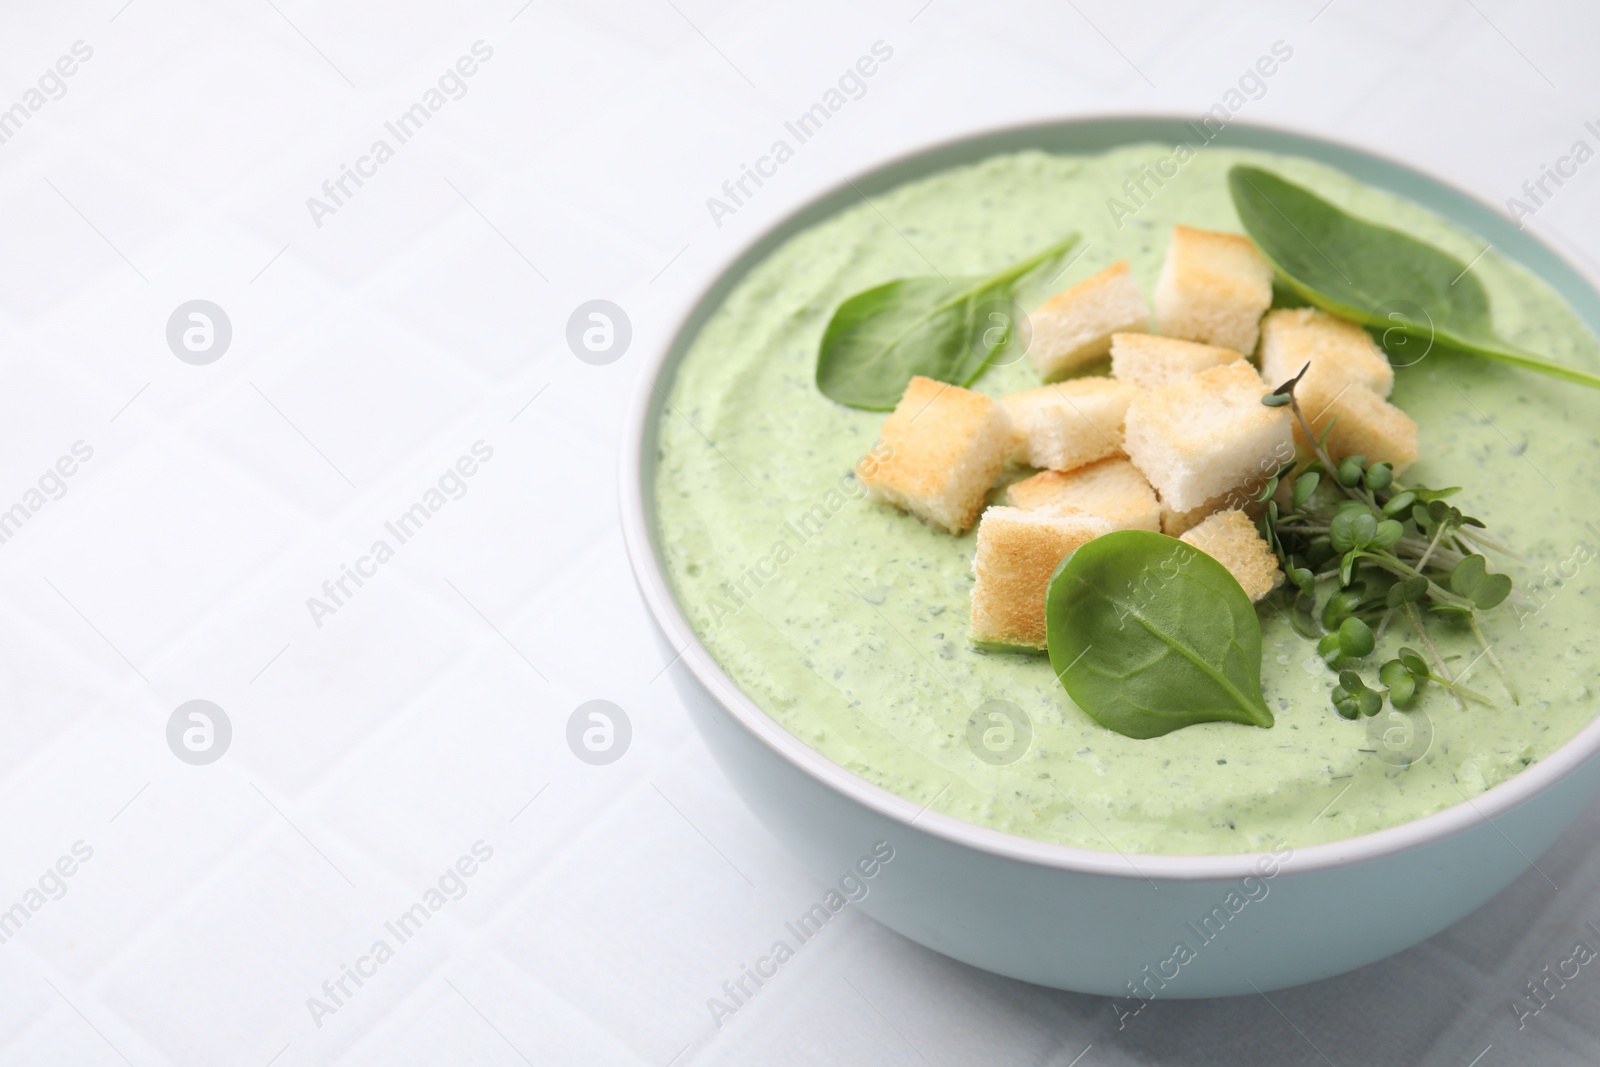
1179,509,1283,602
1123,361,1294,513
1026,261,1150,380
1160,488,1266,536
1007,458,1160,531
1001,377,1138,471
970,507,1114,649
1109,333,1244,392
1258,307,1394,397
1295,378,1420,471
856,376,1012,534
1256,307,1416,468
1154,226,1274,354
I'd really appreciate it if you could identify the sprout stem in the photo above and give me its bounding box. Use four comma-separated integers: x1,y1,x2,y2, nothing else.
1403,603,1467,712
1468,615,1519,706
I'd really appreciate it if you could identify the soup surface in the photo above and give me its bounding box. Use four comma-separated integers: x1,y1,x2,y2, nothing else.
655,144,1600,854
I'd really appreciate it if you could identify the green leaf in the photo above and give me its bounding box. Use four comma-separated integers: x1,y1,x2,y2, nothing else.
1270,361,1311,396
1227,166,1600,391
1256,511,1275,548
1450,554,1488,596
1322,584,1366,629
1292,471,1321,509
1333,692,1361,720
1358,688,1383,717
815,235,1079,409
1381,491,1417,519
1330,508,1378,552
1371,518,1405,550
1472,572,1512,609
1399,647,1431,678
1045,530,1274,739
1380,659,1418,707
1289,566,1315,595
1338,616,1376,658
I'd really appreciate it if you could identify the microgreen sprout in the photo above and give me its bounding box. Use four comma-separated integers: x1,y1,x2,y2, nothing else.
1261,366,1520,721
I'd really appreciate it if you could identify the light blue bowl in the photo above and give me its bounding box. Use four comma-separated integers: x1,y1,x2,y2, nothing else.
619,117,1600,997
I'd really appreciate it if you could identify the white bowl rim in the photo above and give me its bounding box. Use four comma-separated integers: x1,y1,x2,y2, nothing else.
618,113,1600,882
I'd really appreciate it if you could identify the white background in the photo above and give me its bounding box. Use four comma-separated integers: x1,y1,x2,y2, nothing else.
2,1,1599,1064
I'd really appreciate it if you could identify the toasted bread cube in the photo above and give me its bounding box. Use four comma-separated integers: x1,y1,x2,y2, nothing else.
1160,488,1266,536
970,507,1114,649
1295,378,1420,471
857,376,1012,534
1110,333,1244,391
1026,261,1150,380
1123,362,1293,513
1001,378,1138,471
1154,226,1274,354
1259,307,1394,397
1179,509,1283,602
1007,458,1160,531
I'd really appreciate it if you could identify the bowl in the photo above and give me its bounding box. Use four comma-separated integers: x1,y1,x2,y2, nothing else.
619,116,1600,997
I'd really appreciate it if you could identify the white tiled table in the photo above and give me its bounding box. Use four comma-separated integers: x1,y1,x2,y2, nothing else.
2,1,1598,1063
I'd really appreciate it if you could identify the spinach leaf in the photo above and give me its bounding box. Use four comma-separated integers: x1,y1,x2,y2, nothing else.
1045,530,1274,739
1228,166,1600,390
816,235,1078,410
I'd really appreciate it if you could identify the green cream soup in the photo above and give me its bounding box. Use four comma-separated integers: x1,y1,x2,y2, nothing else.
654,145,1600,855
